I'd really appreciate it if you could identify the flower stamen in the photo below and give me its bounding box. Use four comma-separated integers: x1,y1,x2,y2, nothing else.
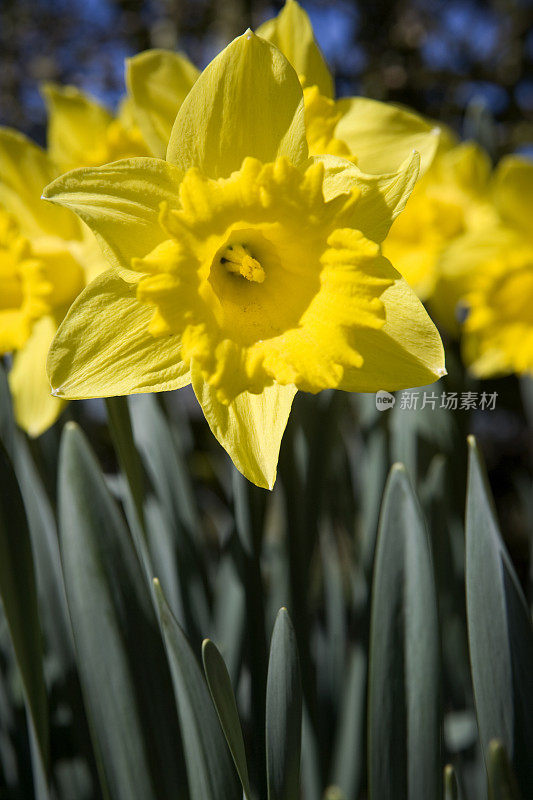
220,243,265,283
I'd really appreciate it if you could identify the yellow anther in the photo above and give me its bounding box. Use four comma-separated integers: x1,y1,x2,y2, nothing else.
221,243,265,283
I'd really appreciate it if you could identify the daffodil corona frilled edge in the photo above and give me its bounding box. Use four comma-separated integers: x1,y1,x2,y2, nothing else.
134,156,400,402
43,30,445,488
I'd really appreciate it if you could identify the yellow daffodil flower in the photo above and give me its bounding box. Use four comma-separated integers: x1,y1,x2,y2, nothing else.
44,46,200,167
125,48,200,158
442,157,533,377
0,128,104,435
43,31,445,489
256,0,441,174
42,83,150,170
1,59,198,436
383,140,499,308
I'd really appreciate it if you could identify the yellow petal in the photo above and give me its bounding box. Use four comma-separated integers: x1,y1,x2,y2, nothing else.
42,83,113,171
47,270,190,399
338,270,446,392
126,49,200,158
335,97,440,175
9,316,66,437
67,225,110,284
256,0,334,98
0,127,79,239
492,155,533,235
191,360,296,489
0,310,31,354
166,30,307,177
42,157,183,276
316,151,420,242
431,227,523,335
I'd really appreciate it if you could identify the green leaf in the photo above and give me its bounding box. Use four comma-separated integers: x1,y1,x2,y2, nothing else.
321,531,346,714
323,788,348,800
358,422,388,578
368,464,441,800
390,383,455,480
14,433,73,670
466,437,533,797
144,496,183,620
202,639,251,799
266,607,302,800
300,705,321,800
153,579,241,800
487,740,523,800
129,393,200,538
212,556,246,688
129,394,209,637
0,364,15,456
58,422,187,800
0,442,49,771
1,363,72,670
330,646,367,800
444,764,460,800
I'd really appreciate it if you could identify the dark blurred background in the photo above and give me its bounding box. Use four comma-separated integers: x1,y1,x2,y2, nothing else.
1,0,532,157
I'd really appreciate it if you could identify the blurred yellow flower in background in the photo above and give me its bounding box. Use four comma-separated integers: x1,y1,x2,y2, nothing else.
42,83,150,171
125,49,200,158
0,129,102,434
0,51,201,436
257,0,441,174
0,208,79,353
450,157,533,377
123,1,442,176
383,139,498,308
43,31,445,488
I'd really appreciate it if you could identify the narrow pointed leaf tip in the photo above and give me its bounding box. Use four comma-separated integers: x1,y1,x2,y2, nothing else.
153,580,242,800
202,639,252,800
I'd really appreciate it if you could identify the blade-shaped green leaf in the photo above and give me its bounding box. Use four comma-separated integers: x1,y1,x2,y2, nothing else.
266,607,302,800
330,646,367,800
129,393,200,538
444,764,460,800
0,365,15,457
212,556,246,689
300,705,321,800
368,464,441,800
0,442,49,771
1,363,72,670
202,639,251,800
154,579,241,800
487,740,523,800
58,422,187,800
320,531,346,717
130,394,209,637
14,432,73,670
466,437,533,798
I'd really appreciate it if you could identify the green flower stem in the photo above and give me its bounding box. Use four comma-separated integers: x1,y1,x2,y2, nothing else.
234,475,268,800
105,396,145,532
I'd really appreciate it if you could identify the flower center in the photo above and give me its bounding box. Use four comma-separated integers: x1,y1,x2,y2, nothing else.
220,243,265,283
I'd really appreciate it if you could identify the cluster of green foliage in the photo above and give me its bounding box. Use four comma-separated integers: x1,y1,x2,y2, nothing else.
0,362,532,800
